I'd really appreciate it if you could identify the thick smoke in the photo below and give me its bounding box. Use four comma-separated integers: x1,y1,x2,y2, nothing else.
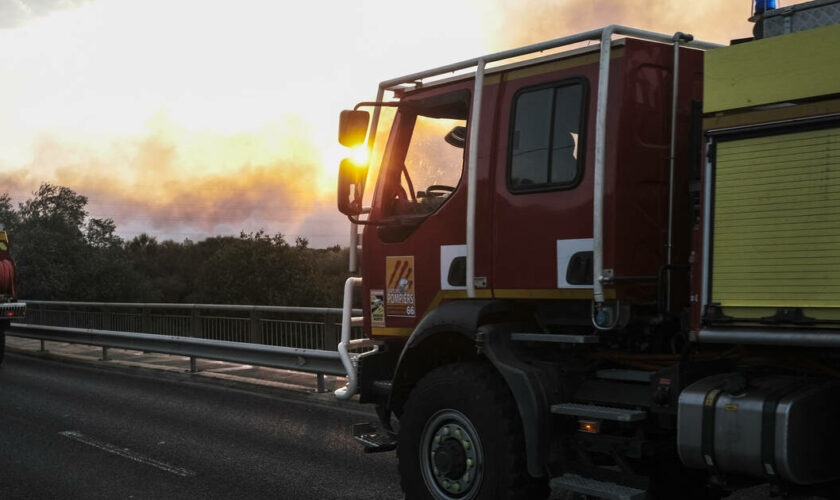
0,128,348,247
476,0,754,49
0,0,93,28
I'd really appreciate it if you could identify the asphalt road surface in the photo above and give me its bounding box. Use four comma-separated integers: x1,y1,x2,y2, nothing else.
0,353,402,499
0,352,812,499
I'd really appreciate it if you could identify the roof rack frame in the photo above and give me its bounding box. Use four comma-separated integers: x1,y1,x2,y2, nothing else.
359,25,722,301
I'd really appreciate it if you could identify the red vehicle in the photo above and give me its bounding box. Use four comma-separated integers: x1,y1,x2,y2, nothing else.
334,2,840,498
0,231,26,366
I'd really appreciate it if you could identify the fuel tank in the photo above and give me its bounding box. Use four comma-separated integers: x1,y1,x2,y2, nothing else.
677,373,840,485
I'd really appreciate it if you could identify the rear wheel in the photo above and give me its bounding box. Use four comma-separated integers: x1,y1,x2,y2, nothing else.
397,362,548,500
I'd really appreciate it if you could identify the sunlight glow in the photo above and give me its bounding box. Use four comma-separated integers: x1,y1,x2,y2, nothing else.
348,146,370,168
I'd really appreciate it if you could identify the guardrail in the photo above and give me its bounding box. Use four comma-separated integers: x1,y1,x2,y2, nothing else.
10,301,367,392
21,301,363,350
7,323,345,374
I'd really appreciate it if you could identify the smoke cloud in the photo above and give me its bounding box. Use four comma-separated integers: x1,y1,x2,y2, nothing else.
476,0,754,49
0,0,93,28
0,121,348,247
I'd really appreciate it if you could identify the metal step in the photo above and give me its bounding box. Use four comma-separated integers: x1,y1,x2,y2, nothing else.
551,474,647,500
371,380,392,395
352,422,397,453
511,333,599,344
551,403,647,422
595,369,654,383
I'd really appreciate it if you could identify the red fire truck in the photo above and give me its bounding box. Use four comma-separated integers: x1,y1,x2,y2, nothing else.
0,231,26,366
333,1,840,498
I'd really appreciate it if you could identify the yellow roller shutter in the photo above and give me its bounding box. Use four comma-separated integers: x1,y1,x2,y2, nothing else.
712,127,840,310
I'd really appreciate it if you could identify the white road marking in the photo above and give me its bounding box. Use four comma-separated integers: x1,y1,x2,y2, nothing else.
59,431,196,477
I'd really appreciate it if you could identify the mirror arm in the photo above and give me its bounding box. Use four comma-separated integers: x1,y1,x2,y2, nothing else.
346,213,423,227
347,215,392,226
353,101,401,112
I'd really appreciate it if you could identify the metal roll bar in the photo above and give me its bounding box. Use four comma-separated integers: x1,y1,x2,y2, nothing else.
335,277,381,400
357,25,721,300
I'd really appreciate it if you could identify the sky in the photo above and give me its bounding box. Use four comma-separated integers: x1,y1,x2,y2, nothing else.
0,0,754,247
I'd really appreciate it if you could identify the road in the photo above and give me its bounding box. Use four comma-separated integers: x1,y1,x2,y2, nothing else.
0,352,808,500
0,353,402,499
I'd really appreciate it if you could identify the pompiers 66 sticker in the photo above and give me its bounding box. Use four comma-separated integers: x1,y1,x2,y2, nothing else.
386,256,416,317
370,290,385,327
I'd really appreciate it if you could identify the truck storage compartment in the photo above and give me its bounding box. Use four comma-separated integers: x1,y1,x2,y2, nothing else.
708,124,840,323
677,374,840,484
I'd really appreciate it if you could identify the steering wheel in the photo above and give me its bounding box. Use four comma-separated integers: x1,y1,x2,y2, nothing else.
423,185,456,198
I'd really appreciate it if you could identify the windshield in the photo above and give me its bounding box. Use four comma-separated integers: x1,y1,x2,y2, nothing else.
380,90,469,219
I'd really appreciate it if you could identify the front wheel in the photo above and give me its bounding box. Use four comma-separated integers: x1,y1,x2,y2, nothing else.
397,362,547,500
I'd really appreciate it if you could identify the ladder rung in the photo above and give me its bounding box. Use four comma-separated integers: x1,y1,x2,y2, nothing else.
595,369,654,383
550,473,647,500
551,403,647,422
371,380,392,395
511,333,599,344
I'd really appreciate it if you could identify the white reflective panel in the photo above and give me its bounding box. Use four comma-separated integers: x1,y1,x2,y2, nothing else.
440,244,467,291
557,238,594,289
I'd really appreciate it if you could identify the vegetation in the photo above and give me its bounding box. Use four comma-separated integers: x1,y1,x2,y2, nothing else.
0,184,350,306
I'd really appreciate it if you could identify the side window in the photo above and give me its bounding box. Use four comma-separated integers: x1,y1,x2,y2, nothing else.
380,90,470,220
401,115,467,213
509,81,586,192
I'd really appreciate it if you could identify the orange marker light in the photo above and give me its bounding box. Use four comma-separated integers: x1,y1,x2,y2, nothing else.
578,420,601,434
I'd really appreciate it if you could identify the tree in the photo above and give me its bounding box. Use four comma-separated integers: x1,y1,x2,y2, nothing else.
0,193,20,230
0,184,351,306
7,183,148,300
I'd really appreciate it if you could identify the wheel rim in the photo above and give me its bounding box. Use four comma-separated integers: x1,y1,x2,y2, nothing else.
419,409,484,499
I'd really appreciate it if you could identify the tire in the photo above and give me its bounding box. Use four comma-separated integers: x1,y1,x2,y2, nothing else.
397,362,548,500
0,331,4,366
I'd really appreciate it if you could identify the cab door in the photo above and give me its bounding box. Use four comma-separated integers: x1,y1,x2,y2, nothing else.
362,84,482,337
491,63,597,303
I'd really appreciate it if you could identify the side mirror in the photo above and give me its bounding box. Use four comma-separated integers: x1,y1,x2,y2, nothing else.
337,158,365,216
444,125,467,148
338,110,370,147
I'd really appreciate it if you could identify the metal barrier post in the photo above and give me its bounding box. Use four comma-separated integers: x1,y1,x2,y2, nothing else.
317,373,326,393
102,307,112,330
249,310,262,344
142,307,151,333
323,315,339,351
102,346,109,361
190,356,197,372
191,309,201,338
39,340,45,352
28,303,37,324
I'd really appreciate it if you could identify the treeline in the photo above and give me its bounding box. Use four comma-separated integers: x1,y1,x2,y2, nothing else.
0,184,350,306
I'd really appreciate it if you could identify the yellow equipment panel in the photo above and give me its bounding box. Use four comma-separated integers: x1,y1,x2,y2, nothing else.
704,24,840,113
712,127,840,311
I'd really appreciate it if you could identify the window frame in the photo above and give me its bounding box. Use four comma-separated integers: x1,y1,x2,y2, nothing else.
506,77,589,194
380,90,471,220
